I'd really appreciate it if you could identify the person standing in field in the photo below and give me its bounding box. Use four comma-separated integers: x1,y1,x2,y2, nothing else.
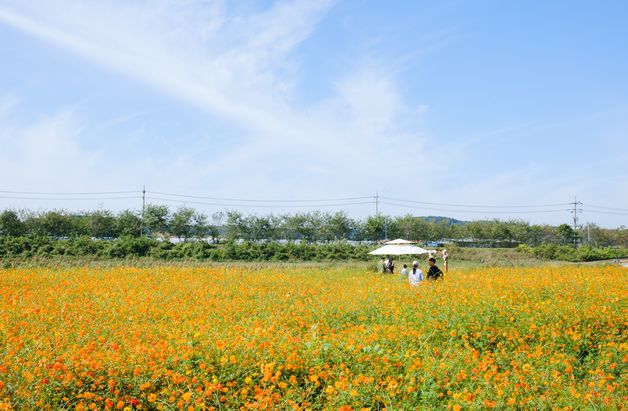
427,257,444,280
400,263,408,281
442,249,449,273
408,261,423,285
386,257,395,274
377,256,386,274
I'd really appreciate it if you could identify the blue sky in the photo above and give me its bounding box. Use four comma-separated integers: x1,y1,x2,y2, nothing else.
0,0,626,227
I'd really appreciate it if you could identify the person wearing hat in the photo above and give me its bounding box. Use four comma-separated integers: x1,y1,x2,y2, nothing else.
408,261,424,286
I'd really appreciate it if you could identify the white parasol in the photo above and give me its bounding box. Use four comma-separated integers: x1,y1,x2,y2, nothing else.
369,241,429,256
384,238,415,245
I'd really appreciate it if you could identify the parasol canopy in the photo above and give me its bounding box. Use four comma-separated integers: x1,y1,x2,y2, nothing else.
369,242,429,256
384,238,415,245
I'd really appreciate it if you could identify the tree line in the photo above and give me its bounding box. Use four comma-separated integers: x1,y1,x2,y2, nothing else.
0,206,626,247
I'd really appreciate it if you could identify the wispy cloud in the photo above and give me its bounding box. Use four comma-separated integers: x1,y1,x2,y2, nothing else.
0,0,433,197
0,104,95,188
0,1,332,132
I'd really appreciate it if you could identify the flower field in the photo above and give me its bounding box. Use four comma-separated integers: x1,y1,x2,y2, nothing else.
0,265,626,410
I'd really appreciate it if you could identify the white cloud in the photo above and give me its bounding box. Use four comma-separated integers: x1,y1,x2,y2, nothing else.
0,0,332,132
0,95,18,115
0,101,141,199
0,0,433,196
0,107,91,187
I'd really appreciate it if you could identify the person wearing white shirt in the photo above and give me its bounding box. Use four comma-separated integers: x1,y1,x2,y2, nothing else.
408,261,424,286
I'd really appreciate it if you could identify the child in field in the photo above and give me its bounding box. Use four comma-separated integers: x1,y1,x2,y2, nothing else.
408,261,423,286
400,264,408,281
427,257,444,280
442,249,449,273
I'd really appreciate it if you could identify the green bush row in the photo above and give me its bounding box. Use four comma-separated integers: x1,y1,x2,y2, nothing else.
517,244,627,261
0,236,373,261
1,236,625,263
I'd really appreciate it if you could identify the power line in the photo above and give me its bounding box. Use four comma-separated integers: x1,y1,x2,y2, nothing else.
0,188,626,218
0,195,140,201
0,190,140,195
380,201,570,214
585,204,628,212
146,196,374,209
149,191,372,203
582,209,628,216
380,196,569,208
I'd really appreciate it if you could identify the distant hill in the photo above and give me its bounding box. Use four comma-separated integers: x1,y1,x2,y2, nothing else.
420,216,467,225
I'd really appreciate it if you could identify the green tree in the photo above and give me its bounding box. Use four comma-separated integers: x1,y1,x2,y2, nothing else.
268,214,285,241
282,214,310,241
210,212,226,242
225,211,247,241
85,210,117,238
508,220,530,245
0,210,25,237
192,211,211,239
247,215,274,241
466,221,490,242
428,220,450,242
322,211,354,241
116,210,142,237
397,215,432,241
304,212,324,242
557,224,575,245
362,215,393,241
171,207,195,241
526,225,544,246
144,204,170,237
36,211,79,238
492,219,513,245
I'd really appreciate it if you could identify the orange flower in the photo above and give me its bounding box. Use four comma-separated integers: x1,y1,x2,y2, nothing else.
0,265,625,409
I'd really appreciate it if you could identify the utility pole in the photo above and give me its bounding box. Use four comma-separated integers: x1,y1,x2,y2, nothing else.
570,196,582,247
375,192,379,216
140,185,146,236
